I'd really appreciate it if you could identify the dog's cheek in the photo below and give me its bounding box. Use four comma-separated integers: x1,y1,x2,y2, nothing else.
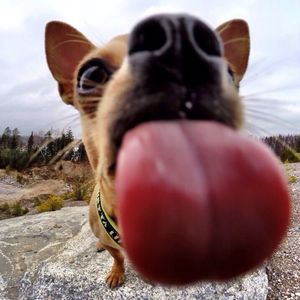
220,66,244,129
95,61,136,168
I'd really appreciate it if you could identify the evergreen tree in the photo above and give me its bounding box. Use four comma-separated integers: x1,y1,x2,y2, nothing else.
1,127,12,149
10,135,18,149
57,129,74,161
65,128,74,145
4,127,12,136
45,130,52,140
27,132,34,154
76,142,88,162
43,131,55,161
11,128,20,149
60,132,67,149
10,128,20,149
12,128,20,137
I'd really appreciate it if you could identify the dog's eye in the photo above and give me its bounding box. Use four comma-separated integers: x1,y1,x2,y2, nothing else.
77,58,112,94
227,66,234,79
227,65,237,86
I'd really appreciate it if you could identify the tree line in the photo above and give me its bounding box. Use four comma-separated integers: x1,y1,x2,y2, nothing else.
1,125,300,171
261,134,300,162
0,127,88,171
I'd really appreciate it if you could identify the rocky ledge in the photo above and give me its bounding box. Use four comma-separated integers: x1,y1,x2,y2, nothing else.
0,207,268,300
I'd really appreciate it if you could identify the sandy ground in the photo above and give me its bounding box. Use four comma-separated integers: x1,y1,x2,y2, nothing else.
266,163,300,299
0,162,92,205
0,179,67,204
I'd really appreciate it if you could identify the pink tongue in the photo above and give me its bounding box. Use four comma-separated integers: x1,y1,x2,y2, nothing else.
116,121,290,285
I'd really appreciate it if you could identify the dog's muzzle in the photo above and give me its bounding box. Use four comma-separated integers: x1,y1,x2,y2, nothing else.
110,14,240,165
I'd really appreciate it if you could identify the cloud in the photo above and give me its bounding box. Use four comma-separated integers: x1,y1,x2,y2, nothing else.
0,0,300,136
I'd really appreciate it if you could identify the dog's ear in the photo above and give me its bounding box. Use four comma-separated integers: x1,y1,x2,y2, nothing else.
45,21,95,105
216,19,250,86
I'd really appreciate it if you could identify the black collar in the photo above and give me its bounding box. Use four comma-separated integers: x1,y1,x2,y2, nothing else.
96,190,121,246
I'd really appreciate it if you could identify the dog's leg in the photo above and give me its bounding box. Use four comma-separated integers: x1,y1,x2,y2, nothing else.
103,245,125,288
96,240,105,252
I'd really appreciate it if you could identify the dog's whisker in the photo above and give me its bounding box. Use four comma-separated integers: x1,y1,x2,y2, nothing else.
78,78,100,89
49,139,81,164
41,106,79,131
244,96,296,106
49,112,79,124
243,51,298,85
27,138,55,167
242,84,300,99
245,109,284,122
81,101,100,107
63,118,80,130
245,107,300,132
245,102,287,110
244,121,271,136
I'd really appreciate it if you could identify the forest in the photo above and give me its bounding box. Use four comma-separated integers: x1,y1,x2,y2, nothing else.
1,126,300,172
0,126,87,171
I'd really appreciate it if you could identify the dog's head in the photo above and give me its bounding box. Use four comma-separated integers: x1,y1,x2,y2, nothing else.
45,14,249,210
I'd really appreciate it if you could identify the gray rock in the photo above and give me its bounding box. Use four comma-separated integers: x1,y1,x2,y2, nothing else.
0,207,268,300
0,207,87,300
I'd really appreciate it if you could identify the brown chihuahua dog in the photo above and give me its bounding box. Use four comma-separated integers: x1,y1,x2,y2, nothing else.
45,14,249,288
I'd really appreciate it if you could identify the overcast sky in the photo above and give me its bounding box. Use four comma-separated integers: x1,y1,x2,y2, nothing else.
0,0,299,137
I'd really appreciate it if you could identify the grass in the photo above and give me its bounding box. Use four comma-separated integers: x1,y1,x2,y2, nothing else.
5,165,11,174
0,202,29,218
36,194,64,213
0,203,9,213
288,174,297,184
63,175,94,203
283,161,298,184
16,173,26,184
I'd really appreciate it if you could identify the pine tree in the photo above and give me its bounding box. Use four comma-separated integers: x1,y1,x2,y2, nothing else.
27,132,34,154
43,131,55,161
10,128,20,149
65,128,74,145
60,132,67,150
1,127,12,149
77,142,88,162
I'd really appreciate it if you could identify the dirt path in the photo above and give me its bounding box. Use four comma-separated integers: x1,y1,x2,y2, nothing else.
0,178,67,204
0,162,92,205
266,163,300,299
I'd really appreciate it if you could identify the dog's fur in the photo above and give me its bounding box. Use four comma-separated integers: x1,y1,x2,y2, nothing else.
45,14,250,288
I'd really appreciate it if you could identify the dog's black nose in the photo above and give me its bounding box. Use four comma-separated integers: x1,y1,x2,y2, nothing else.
128,14,222,84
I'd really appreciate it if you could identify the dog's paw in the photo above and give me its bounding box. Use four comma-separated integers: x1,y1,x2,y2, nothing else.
106,269,124,288
96,241,105,253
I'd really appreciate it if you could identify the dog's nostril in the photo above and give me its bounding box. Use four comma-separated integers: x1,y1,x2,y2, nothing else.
191,22,222,57
129,20,168,54
128,14,223,86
